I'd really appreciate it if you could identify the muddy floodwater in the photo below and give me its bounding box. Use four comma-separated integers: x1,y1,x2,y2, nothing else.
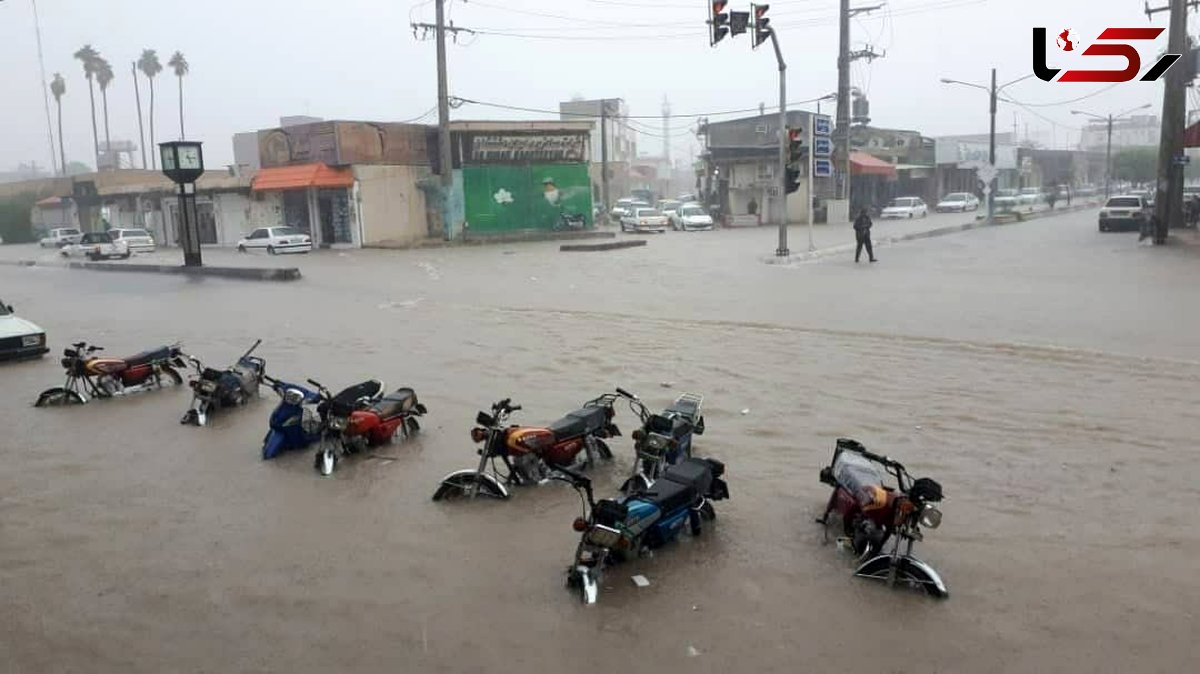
2,212,1198,672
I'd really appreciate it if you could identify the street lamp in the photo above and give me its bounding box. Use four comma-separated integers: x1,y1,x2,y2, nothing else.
158,140,205,267
1071,103,1153,199
940,71,1034,224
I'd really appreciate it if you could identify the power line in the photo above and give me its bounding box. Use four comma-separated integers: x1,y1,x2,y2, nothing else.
452,95,837,121
997,83,1122,108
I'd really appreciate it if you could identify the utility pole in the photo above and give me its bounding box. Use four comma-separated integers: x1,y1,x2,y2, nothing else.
770,29,788,256
30,0,57,175
1071,104,1153,200
600,99,610,214
1147,0,1192,244
989,68,997,224
412,12,475,240
836,2,883,216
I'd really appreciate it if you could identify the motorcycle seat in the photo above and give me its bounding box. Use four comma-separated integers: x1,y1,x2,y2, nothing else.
661,458,715,496
370,388,417,419
123,346,171,367
638,478,697,514
328,380,383,416
547,406,608,441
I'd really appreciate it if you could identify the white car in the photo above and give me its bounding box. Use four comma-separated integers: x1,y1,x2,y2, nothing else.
0,298,47,360
671,204,714,231
620,207,669,233
1098,195,1150,232
657,199,683,220
880,197,928,219
237,227,313,255
60,231,130,260
108,228,156,254
39,227,81,248
935,193,980,213
610,198,648,222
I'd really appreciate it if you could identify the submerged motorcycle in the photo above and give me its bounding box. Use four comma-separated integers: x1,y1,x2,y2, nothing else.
309,378,427,476
431,390,629,501
555,457,729,604
619,392,705,495
817,438,948,598
261,375,324,460
180,340,266,426
35,341,186,406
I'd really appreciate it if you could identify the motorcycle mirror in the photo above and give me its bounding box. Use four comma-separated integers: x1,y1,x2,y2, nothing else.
476,411,495,426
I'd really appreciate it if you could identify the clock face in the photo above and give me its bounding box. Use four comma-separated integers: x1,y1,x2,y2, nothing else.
179,146,201,170
160,147,177,171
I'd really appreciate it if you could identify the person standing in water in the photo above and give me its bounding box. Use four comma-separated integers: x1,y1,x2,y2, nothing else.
854,207,876,263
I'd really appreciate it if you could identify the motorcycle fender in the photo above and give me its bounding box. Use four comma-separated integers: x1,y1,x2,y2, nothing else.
439,469,510,499
262,429,289,460
708,477,730,501
899,555,949,597
605,423,621,438
853,554,949,597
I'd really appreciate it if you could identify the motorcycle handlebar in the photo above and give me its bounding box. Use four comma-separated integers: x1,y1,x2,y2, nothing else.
509,404,522,411
615,387,638,400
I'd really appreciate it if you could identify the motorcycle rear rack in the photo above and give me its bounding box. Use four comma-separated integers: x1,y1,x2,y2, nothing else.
668,392,703,420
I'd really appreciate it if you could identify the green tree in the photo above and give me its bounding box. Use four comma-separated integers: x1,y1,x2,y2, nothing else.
137,49,163,169
95,57,115,165
167,51,189,138
0,193,40,244
1111,147,1158,184
50,73,66,174
73,44,101,167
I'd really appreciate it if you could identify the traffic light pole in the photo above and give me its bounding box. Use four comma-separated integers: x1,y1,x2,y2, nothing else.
807,120,815,251
770,29,789,256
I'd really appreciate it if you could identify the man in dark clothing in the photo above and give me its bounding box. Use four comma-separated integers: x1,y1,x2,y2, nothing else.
854,208,876,263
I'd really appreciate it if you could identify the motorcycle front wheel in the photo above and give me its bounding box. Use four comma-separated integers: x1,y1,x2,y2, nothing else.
315,448,338,476
432,472,508,501
854,555,949,599
35,387,85,407
159,366,184,387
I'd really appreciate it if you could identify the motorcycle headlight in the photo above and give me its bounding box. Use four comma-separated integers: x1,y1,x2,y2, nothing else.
919,504,943,529
329,416,348,431
283,388,305,406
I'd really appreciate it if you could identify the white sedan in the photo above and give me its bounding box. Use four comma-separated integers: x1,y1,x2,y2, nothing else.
0,298,48,360
880,197,929,219
237,227,313,255
620,208,669,233
671,204,715,231
60,231,130,260
935,193,980,213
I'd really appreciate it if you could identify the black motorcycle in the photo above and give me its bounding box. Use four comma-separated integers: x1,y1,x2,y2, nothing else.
180,340,266,426
619,392,706,495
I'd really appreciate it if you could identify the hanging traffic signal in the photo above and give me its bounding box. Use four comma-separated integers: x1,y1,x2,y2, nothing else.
785,167,801,194
751,3,771,49
730,10,750,37
710,1,730,46
787,127,805,166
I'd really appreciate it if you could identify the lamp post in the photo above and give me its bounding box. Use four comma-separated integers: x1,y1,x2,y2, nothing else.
1071,104,1153,199
158,141,205,267
940,71,1034,223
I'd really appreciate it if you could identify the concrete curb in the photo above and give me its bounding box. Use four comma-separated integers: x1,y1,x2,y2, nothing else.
367,230,616,249
0,258,300,281
560,240,648,252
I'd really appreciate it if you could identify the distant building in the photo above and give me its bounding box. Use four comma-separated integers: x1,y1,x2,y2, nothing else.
932,132,1019,198
1080,115,1158,150
850,126,936,209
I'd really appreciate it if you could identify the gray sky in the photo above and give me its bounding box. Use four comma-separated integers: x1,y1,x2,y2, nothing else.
0,0,1169,172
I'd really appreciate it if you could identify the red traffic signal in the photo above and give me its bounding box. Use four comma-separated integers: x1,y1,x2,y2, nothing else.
711,1,730,46
751,3,771,49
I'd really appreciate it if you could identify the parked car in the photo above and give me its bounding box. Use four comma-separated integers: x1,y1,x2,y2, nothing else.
671,204,715,231
935,192,980,213
992,188,1020,212
38,227,81,248
236,227,313,255
1098,195,1150,232
621,207,669,233
657,199,683,220
60,231,130,260
1019,187,1044,206
880,197,928,219
108,228,156,254
609,198,643,222
0,298,47,360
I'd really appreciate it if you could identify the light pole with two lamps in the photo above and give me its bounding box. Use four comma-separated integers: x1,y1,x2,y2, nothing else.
1070,104,1153,199
939,70,1035,224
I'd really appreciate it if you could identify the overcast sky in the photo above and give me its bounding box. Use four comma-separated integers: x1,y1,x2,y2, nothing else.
0,0,1175,172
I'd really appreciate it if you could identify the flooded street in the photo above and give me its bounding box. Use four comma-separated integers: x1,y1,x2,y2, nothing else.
2,211,1198,672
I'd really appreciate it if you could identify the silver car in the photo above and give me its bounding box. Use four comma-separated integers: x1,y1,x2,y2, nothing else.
109,228,157,254
621,207,669,233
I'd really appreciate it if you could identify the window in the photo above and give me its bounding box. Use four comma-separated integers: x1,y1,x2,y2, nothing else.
248,229,266,239
275,227,304,237
1105,197,1141,208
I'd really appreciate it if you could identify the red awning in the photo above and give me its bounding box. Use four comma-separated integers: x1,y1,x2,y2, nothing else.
850,151,897,178
251,163,354,191
1185,121,1200,148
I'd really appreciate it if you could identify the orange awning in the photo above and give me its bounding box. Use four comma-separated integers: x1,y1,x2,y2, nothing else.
850,151,897,178
252,163,354,191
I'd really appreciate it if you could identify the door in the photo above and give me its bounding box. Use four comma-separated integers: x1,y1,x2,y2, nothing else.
196,202,217,245
244,228,268,249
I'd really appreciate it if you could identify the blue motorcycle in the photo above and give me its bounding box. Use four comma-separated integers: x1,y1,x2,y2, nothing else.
554,456,729,604
260,375,324,460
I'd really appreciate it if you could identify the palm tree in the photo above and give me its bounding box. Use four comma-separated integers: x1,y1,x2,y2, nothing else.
73,44,100,167
95,58,115,166
50,73,66,175
167,51,189,139
137,49,163,169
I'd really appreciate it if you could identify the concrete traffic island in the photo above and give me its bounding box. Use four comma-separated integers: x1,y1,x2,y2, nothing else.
560,239,648,252
65,261,302,281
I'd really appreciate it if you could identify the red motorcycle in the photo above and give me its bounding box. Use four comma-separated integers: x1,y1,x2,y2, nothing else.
309,378,427,476
35,340,186,406
818,438,948,598
431,390,630,501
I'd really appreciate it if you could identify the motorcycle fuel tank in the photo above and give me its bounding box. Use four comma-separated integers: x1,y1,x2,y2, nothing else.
506,427,555,456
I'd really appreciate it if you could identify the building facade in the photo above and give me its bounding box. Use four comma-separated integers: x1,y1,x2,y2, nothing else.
559,98,637,205
1080,114,1159,150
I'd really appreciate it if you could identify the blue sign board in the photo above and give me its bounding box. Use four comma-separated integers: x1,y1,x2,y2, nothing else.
813,137,833,157
813,158,833,177
813,115,833,137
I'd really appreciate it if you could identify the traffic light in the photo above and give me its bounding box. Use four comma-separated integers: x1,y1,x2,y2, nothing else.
785,167,801,194
787,127,805,166
751,3,771,49
710,1,730,46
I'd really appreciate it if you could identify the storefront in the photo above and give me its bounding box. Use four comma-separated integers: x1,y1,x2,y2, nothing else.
850,151,898,213
251,163,356,247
